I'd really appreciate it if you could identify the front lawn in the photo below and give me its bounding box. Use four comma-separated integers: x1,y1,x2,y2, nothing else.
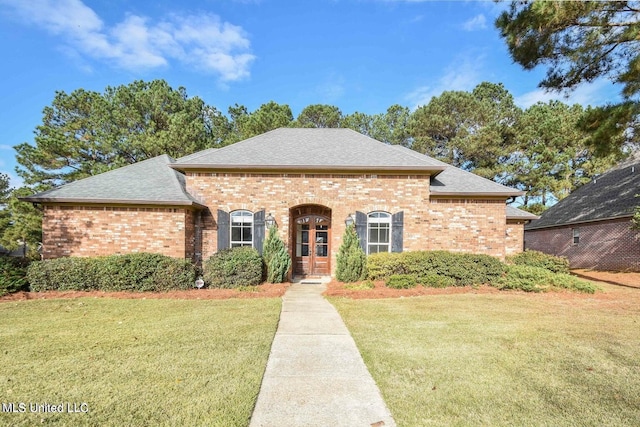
0,298,281,426
331,283,640,426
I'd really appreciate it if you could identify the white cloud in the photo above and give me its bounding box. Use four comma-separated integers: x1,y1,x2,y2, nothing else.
1,0,255,82
462,14,487,31
405,55,482,109
515,79,618,109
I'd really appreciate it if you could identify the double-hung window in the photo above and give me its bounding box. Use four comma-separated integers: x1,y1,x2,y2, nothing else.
367,211,391,254
230,210,253,247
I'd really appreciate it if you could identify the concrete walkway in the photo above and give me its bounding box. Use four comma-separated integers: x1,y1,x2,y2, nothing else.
250,283,396,427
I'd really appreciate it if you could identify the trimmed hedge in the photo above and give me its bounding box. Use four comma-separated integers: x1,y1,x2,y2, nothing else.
203,247,263,289
507,250,570,274
494,265,597,293
28,253,197,292
368,251,506,286
0,257,30,296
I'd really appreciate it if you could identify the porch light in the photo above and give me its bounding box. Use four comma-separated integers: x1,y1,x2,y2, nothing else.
345,213,355,227
265,213,277,229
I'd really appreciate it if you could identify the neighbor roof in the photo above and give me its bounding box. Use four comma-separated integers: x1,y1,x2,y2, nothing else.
172,128,447,173
21,155,205,208
506,205,539,221
525,153,640,230
391,146,524,197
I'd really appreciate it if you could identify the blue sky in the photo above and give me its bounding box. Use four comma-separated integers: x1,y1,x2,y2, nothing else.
0,0,622,189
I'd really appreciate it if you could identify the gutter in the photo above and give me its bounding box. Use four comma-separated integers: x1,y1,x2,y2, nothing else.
18,197,207,210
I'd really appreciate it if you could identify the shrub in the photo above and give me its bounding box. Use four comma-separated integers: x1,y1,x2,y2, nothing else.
507,250,570,274
0,257,30,296
385,274,417,289
495,265,597,293
419,272,456,288
28,253,197,292
204,247,263,289
336,224,367,282
367,250,505,286
262,226,291,283
367,252,404,280
28,257,100,292
344,280,375,290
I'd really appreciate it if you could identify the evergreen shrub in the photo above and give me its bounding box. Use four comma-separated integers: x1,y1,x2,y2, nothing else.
336,224,367,282
28,253,196,292
507,250,570,274
419,272,456,288
262,227,291,283
0,256,30,296
204,247,263,289
367,250,505,286
494,265,597,293
385,274,417,289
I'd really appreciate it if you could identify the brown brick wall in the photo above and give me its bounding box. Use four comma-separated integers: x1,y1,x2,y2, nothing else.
506,220,526,256
186,173,512,273
42,205,192,260
425,199,506,256
525,218,640,271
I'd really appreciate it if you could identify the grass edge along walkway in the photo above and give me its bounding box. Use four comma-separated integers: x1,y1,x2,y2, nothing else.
0,297,282,427
330,284,640,427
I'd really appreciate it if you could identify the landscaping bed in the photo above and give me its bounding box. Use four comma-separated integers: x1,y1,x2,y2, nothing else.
0,283,289,302
572,269,640,288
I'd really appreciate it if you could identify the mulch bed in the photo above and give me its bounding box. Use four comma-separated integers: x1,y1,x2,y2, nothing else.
571,269,640,289
2,270,638,303
0,283,290,303
323,280,501,299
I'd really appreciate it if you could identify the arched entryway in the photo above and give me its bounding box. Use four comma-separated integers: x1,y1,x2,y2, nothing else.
290,205,331,277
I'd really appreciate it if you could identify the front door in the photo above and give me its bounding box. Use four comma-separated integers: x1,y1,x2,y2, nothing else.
294,215,331,276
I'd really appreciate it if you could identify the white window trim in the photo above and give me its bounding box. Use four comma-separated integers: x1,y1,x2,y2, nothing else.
367,211,392,255
572,227,580,246
230,210,254,248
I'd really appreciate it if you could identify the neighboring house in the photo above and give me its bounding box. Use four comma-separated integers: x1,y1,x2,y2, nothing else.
525,153,640,272
22,128,536,277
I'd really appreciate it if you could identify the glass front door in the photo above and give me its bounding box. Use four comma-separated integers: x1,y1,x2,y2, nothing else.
294,215,331,276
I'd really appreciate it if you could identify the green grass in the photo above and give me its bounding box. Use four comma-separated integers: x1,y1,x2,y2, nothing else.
331,284,640,427
0,298,281,426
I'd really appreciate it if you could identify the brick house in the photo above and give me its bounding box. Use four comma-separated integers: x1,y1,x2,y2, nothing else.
23,128,535,277
525,153,640,271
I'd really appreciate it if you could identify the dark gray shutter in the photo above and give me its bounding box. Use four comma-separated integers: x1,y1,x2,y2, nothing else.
254,210,265,255
217,210,230,251
391,211,404,253
355,211,367,253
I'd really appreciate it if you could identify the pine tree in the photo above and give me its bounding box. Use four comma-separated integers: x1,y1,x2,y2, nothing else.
336,224,367,282
262,226,291,283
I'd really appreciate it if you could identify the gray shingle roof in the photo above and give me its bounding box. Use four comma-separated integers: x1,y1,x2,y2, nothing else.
391,146,524,196
173,128,447,172
506,205,539,220
525,154,640,230
22,155,205,207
